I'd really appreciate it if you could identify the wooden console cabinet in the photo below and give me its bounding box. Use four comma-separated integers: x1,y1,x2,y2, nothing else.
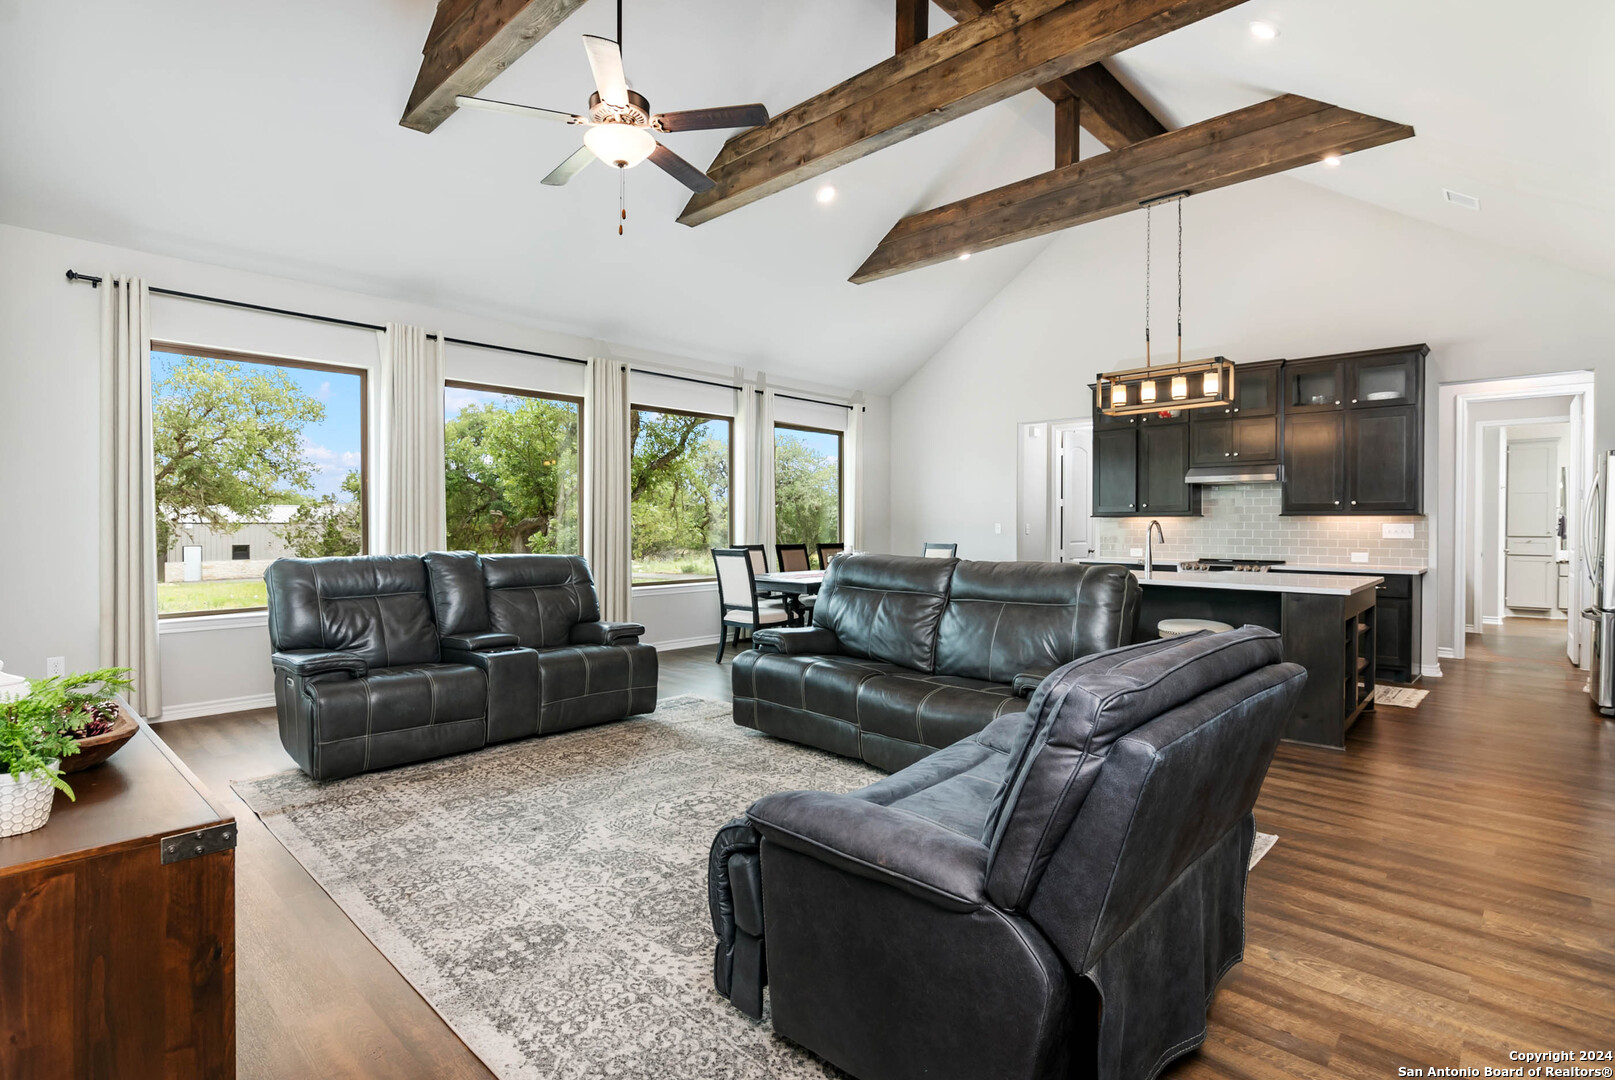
0,717,235,1079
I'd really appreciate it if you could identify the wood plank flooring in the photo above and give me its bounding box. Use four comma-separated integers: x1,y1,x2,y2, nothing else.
158,619,1613,1079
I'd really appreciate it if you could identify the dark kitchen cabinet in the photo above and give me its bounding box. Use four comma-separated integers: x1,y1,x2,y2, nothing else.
1348,406,1421,513
1093,427,1139,515
1372,574,1422,683
1280,345,1427,515
1138,420,1197,515
1282,411,1346,512
1190,361,1281,467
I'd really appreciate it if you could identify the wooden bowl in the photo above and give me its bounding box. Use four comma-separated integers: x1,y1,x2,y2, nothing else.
60,704,139,773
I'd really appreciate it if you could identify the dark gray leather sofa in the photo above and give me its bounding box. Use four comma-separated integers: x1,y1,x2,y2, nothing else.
730,553,1140,771
710,626,1305,1080
267,552,656,780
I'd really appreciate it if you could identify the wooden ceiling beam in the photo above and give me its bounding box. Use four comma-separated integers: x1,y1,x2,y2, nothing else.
400,0,590,134
896,0,930,53
850,95,1414,283
677,0,1247,226
931,0,1166,150
1054,97,1081,168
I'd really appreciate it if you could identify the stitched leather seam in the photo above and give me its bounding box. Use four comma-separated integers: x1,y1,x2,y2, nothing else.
985,602,1007,682
947,597,1080,608
911,683,953,745
362,678,373,771
752,818,984,909
422,667,439,726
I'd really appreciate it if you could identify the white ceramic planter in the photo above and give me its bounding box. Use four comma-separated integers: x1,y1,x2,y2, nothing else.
0,762,58,838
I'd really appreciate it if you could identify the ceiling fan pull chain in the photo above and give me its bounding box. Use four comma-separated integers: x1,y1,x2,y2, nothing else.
619,167,626,236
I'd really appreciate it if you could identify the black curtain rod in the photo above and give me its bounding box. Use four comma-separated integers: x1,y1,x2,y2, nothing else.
628,367,855,410
65,270,588,367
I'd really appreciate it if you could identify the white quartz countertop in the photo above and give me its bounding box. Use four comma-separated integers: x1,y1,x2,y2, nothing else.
1079,557,1425,575
1133,570,1383,596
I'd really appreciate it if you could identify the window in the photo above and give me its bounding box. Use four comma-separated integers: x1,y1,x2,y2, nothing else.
774,424,843,547
152,345,367,616
444,383,582,555
630,407,732,585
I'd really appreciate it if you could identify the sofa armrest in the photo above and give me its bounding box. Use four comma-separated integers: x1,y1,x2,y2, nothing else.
751,626,843,656
569,621,646,646
440,631,520,652
748,790,988,913
1013,668,1055,698
272,650,368,678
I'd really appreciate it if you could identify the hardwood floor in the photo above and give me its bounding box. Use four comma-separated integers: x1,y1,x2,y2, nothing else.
158,622,1613,1079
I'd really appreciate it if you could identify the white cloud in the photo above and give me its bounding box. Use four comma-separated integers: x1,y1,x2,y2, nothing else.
302,440,361,474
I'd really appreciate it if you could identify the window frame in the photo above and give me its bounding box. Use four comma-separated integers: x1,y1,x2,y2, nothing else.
443,379,586,557
629,403,736,588
151,340,370,619
772,421,845,547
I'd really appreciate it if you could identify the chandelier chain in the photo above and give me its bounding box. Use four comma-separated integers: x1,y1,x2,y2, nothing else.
1177,196,1183,363
1144,203,1152,366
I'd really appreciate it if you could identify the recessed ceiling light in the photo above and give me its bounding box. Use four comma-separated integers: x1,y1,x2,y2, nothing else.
958,252,971,261
1443,188,1481,211
1321,154,1342,167
1249,20,1279,40
815,184,837,204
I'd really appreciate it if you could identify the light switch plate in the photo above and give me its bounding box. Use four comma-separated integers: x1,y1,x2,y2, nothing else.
1383,523,1415,539
1350,551,1370,563
994,523,1002,535
1129,547,1144,557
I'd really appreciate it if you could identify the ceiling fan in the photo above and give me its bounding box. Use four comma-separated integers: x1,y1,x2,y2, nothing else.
454,3,767,202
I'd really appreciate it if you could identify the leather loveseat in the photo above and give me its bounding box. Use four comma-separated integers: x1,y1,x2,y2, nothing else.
266,553,657,780
710,626,1305,1080
730,553,1140,771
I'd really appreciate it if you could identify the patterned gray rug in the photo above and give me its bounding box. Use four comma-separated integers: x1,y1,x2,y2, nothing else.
234,694,1280,1079
233,695,876,1080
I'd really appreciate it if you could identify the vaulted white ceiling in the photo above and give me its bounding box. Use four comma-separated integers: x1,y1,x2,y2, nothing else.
2,0,1609,395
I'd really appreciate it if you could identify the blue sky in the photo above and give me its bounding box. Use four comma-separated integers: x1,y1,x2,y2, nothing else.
777,425,840,465
151,350,363,500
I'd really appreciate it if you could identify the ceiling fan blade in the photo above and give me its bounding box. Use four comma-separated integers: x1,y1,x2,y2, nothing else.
582,35,629,108
648,140,716,194
653,104,770,133
455,95,587,124
542,145,596,186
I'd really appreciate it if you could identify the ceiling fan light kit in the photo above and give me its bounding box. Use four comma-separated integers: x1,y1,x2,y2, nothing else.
1096,191,1236,417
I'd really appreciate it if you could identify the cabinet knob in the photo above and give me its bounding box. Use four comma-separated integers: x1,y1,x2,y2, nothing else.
1334,500,1341,505
1352,500,1357,505
1233,452,1240,457
1233,407,1240,413
1141,503,1147,508
1335,400,1340,405
1352,398,1358,404
1225,452,1231,457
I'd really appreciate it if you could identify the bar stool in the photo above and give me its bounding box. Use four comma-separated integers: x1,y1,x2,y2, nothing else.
1158,618,1234,638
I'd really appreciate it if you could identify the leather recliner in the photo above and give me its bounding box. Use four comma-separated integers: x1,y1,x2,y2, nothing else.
709,626,1306,1080
730,553,1141,771
267,552,657,781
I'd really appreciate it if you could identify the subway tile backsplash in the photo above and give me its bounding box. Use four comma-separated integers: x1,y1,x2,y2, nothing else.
1092,483,1428,568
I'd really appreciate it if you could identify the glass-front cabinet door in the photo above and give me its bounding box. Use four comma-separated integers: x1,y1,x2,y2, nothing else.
1231,362,1279,417
1285,361,1344,412
1348,350,1422,408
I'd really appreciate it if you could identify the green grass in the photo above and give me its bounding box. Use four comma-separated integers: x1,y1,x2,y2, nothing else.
632,551,716,586
158,579,268,615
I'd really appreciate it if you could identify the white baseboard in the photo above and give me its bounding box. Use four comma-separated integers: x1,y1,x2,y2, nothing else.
156,691,276,722
1437,646,1456,659
1482,616,1505,626
1420,662,1444,678
1464,624,1479,635
648,634,722,652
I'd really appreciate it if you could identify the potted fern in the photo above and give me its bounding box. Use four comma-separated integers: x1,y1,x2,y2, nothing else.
0,667,132,837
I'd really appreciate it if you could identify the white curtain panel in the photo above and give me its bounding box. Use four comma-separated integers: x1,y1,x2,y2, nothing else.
756,388,777,555
732,380,758,543
98,277,163,718
586,358,633,622
376,324,446,555
844,402,864,551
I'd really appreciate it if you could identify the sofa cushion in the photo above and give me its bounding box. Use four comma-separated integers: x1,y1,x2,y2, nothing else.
854,672,1022,754
482,554,602,648
308,662,487,743
735,653,913,722
423,550,490,637
934,562,1139,682
267,555,440,668
984,625,1283,911
808,553,955,673
531,643,658,732
849,712,1031,838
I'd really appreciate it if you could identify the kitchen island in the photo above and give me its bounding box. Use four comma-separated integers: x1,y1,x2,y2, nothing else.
1120,568,1383,748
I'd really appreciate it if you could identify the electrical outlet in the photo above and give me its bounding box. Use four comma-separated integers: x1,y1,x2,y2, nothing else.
1382,522,1415,540
1129,547,1144,558
1350,551,1370,564
994,522,1002,535
45,656,65,678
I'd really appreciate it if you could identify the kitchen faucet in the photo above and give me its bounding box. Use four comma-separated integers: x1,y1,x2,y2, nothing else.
1144,520,1165,579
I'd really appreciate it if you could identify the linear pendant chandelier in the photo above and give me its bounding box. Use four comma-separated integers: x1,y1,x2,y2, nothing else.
1096,192,1234,416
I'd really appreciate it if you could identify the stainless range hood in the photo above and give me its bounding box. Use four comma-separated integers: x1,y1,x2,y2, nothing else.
1184,464,1284,485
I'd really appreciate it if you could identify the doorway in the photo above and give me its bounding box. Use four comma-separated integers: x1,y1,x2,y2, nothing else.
1016,418,1093,563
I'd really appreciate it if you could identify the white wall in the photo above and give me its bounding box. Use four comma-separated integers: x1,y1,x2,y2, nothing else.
0,222,889,715
887,175,1615,676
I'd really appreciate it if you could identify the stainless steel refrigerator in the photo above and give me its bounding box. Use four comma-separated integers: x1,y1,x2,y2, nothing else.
1584,449,1615,714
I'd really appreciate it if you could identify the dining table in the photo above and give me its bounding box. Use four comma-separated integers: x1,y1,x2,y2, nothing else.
754,569,825,624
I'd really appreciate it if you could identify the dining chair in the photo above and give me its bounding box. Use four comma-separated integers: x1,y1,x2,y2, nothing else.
775,544,811,572
742,544,780,599
922,542,958,558
712,548,791,662
816,542,845,570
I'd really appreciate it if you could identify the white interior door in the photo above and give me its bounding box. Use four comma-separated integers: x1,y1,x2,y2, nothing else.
1506,441,1555,537
1055,425,1091,563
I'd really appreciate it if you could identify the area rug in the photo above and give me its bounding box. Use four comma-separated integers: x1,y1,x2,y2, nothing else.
234,695,1279,1079
1374,685,1430,708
